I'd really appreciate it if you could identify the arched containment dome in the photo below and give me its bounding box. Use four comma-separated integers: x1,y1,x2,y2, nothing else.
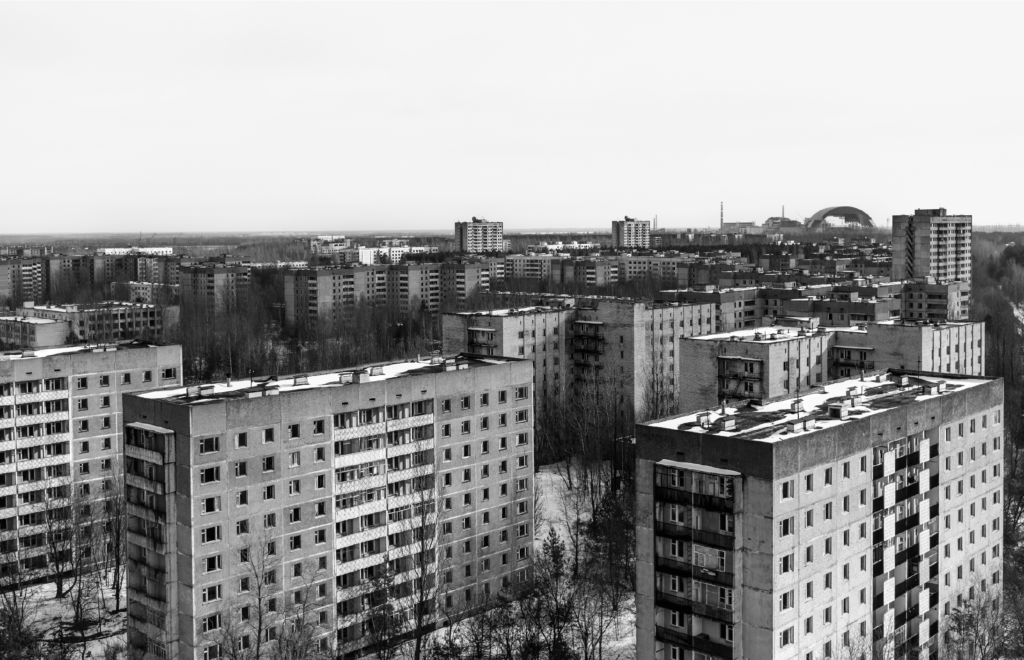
805,206,874,229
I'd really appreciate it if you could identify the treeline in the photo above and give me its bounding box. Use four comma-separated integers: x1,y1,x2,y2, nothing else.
970,233,1024,656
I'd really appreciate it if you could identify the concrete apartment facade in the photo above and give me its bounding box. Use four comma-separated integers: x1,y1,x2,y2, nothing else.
901,281,970,322
283,263,490,332
180,265,252,315
442,307,574,416
455,218,505,253
0,343,183,576
677,320,987,413
612,218,651,249
123,355,536,660
892,209,972,285
636,372,1004,660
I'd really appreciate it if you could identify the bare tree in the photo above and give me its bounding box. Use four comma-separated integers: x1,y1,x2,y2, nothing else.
941,586,1005,660
0,556,45,660
101,459,128,612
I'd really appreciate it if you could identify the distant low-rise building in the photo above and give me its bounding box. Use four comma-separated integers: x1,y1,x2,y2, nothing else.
17,301,167,343
0,315,70,349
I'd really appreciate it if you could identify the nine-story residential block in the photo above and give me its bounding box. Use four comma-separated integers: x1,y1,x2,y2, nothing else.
123,354,535,660
0,342,183,577
636,370,1003,660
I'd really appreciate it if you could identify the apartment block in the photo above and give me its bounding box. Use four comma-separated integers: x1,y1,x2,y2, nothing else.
18,301,166,343
123,355,535,660
180,265,252,315
892,209,972,285
636,372,1003,660
612,218,651,249
901,281,970,322
0,343,183,576
442,307,574,414
831,321,985,380
283,263,490,332
455,217,505,254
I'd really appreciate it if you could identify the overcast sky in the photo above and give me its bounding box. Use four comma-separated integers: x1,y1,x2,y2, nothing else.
1,2,1022,234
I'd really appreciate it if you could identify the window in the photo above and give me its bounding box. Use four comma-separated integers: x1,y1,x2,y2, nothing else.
780,517,795,537
480,393,489,406
236,433,248,448
202,585,222,603
143,370,152,382
515,386,528,400
313,419,325,435
781,480,794,500
201,497,221,514
780,590,795,610
780,627,795,647
99,375,110,387
517,455,529,469
201,526,222,544
262,456,275,472
498,413,507,427
236,490,248,506
290,535,302,550
121,373,132,385
199,467,221,484
805,474,813,492
463,444,472,458
442,424,452,438
76,377,88,389
289,424,300,439
290,452,300,467
235,461,247,477
517,433,529,446
779,553,794,574
824,467,832,485
77,399,89,412
162,367,177,380
263,485,275,500
263,428,274,443
236,520,249,535
515,409,529,423
205,555,223,573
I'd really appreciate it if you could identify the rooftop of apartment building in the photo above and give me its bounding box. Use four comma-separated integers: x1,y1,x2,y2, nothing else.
0,339,170,362
688,325,828,343
450,306,561,318
646,371,991,444
20,300,160,312
135,353,524,406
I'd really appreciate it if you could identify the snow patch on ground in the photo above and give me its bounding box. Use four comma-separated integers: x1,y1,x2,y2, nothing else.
20,580,127,659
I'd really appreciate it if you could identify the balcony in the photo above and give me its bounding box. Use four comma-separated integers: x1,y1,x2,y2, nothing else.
656,556,733,588
655,590,734,624
833,358,875,370
655,486,734,513
655,520,734,550
126,444,164,464
655,625,733,658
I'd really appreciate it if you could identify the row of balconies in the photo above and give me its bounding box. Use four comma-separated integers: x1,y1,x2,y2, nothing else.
654,486,734,513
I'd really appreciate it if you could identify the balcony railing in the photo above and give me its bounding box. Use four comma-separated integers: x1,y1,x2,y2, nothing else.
655,625,733,659
655,486,734,513
655,520,734,550
655,590,734,624
656,556,733,588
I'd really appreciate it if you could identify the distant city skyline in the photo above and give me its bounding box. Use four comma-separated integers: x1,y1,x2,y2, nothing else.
2,3,1022,233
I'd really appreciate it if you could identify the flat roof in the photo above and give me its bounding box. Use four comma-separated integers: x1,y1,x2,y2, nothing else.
452,306,561,318
689,326,833,343
0,316,64,325
644,372,991,444
0,341,163,361
136,353,522,405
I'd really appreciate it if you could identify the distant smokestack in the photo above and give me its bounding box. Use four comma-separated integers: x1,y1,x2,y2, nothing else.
720,202,723,229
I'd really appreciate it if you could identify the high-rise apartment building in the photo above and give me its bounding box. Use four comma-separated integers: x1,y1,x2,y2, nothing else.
455,217,505,254
901,281,970,322
123,355,536,660
892,209,972,285
0,343,183,577
180,265,251,315
283,263,490,332
450,296,715,424
442,307,574,415
636,371,1003,660
612,218,651,250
